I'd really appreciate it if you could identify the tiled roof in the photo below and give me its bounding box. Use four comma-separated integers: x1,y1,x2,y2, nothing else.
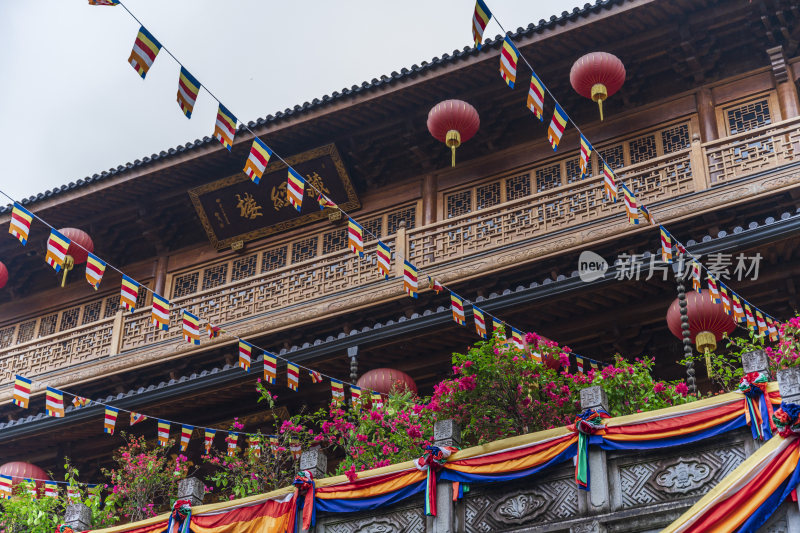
0,0,624,214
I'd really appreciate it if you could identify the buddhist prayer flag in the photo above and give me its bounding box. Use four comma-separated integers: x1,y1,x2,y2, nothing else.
371,391,383,409
768,318,779,342
309,370,323,383
511,327,524,350
85,253,106,290
473,306,487,338
660,226,673,263
691,262,702,293
639,204,655,226
0,475,11,499
290,438,302,460
676,241,687,256
269,435,279,454
287,169,305,212
707,275,721,304
45,229,70,272
350,386,362,411
227,432,238,457
9,202,33,245
527,73,545,121
151,294,170,332
348,218,364,258
451,293,466,325
182,310,201,345
45,387,65,418
130,412,147,426
104,407,119,434
120,275,139,312
620,184,638,225
471,0,492,49
403,260,418,298
238,340,252,372
428,277,444,294
720,283,732,315
317,193,336,210
579,135,592,177
73,396,90,409
493,317,506,339
24,479,37,498
331,379,345,403
732,293,745,323
45,481,58,498
602,162,617,202
88,0,119,5
287,363,299,391
213,103,237,150
547,104,568,151
180,425,193,452
128,26,161,79
744,303,756,331
67,486,79,502
176,67,201,118
243,138,272,184
157,420,170,447
756,310,768,335
249,435,261,458
207,324,222,338
12,375,32,408
499,36,519,88
204,428,216,453
576,357,585,373
263,353,277,384
377,240,391,279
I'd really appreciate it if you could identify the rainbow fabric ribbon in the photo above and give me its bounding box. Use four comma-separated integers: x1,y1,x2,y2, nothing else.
55,525,75,533
773,401,800,438
572,408,610,490
739,372,775,441
163,499,191,533
292,470,316,531
415,445,457,516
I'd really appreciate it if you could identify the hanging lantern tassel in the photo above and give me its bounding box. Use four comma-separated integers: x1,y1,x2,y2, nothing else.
591,83,608,121
695,331,716,379
61,256,74,288
445,130,461,167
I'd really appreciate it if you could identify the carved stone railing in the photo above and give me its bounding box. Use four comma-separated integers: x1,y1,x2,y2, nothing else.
705,116,800,185
406,148,694,269
0,317,115,384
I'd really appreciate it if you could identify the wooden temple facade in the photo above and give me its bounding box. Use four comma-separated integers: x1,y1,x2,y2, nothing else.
2,0,800,491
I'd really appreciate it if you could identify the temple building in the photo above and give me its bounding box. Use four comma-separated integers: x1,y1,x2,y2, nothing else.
3,0,800,530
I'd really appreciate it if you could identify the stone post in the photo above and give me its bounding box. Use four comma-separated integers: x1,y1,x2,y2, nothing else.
777,366,800,404
431,419,461,533
580,387,610,514
177,477,205,507
299,447,328,479
742,350,769,375
64,503,91,532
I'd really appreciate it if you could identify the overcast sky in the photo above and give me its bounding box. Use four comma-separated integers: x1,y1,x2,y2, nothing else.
0,0,571,203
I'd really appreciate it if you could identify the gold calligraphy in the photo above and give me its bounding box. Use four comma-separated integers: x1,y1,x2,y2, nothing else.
235,193,263,220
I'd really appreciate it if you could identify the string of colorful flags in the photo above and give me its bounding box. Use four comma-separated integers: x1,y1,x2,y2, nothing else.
0,474,97,500
471,0,782,337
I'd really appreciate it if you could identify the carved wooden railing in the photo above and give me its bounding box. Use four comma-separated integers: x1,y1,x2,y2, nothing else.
406,148,695,269
705,116,800,185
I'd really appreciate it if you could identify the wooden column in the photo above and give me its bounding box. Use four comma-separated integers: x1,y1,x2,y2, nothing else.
422,174,438,226
153,255,169,296
768,46,800,120
696,87,718,142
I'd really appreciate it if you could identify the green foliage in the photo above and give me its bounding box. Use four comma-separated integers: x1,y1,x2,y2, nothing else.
0,481,61,533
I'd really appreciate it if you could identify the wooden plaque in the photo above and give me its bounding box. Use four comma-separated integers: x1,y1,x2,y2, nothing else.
189,144,360,250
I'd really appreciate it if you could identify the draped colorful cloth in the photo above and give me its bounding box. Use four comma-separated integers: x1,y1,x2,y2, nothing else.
570,408,610,490
415,445,457,515
739,372,775,441
292,470,316,532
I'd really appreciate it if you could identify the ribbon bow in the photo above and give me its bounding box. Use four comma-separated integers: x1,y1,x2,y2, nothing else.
415,445,457,516
293,470,316,531
164,499,192,533
55,525,74,533
738,372,775,441
570,408,610,491
773,401,800,438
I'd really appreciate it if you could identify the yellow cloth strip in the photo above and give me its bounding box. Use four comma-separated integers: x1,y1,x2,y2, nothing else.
662,435,789,533
192,511,293,533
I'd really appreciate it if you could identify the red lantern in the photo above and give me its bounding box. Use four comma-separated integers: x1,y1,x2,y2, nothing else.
667,292,736,377
427,100,480,167
569,52,626,121
0,261,7,289
57,228,94,287
0,462,49,490
356,368,417,395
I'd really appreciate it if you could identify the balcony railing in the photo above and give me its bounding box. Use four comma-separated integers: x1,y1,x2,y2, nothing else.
2,119,800,396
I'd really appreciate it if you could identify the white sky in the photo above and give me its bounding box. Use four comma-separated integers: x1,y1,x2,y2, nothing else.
0,0,571,202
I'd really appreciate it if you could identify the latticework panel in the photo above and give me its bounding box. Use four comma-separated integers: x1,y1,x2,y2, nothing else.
388,205,416,232
536,164,561,192
598,144,624,169
0,326,14,348
446,190,472,219
727,98,771,134
362,217,382,239
292,236,318,263
629,134,657,164
82,300,102,325
565,157,590,183
505,173,531,201
38,314,58,338
172,272,199,298
104,295,119,318
261,246,287,272
322,228,347,254
59,307,81,332
16,321,36,344
662,124,690,154
476,181,501,210
202,264,228,291
231,254,257,282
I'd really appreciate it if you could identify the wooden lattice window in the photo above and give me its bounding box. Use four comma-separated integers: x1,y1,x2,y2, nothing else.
231,254,257,282
598,144,624,170
17,320,36,344
446,190,472,219
387,205,416,232
362,217,382,240
725,98,771,135
505,173,531,201
104,295,119,318
662,124,690,154
476,182,501,210
261,246,287,272
322,228,347,254
172,272,199,298
39,314,58,337
629,134,657,164
292,237,318,263
565,157,590,184
82,300,102,325
202,264,228,290
59,307,81,331
135,286,149,309
0,326,15,348
536,164,562,192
